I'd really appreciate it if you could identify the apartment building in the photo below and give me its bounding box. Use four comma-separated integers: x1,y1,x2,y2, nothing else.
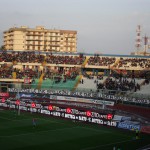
3,26,77,53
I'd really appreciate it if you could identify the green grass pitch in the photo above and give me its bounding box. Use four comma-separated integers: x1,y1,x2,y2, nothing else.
0,109,149,150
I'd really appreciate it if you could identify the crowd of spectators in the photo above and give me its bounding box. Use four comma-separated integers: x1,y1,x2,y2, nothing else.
1,51,150,71
82,70,142,93
0,51,14,62
0,51,85,65
104,77,139,92
43,67,80,83
0,51,45,63
117,57,150,69
82,71,94,79
0,51,149,88
95,73,141,92
0,65,79,84
87,56,116,66
13,52,45,63
46,54,86,65
0,63,39,80
0,64,13,78
14,68,39,79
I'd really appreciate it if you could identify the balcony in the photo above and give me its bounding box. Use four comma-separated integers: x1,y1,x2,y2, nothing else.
26,39,43,41
44,35,60,37
26,33,43,36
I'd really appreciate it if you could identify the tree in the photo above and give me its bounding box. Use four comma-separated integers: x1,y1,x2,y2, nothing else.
0,45,5,50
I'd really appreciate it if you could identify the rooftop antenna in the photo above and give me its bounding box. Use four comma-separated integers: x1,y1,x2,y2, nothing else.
135,25,142,53
149,39,150,50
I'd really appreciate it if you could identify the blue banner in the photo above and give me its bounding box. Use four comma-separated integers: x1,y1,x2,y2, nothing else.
20,93,33,98
117,122,140,131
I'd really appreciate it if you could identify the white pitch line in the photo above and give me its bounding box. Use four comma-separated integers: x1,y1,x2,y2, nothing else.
136,144,150,150
0,116,18,121
0,115,67,125
0,126,79,138
81,139,135,150
0,110,74,125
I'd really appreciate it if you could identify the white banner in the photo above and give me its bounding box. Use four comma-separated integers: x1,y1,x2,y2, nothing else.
50,95,114,106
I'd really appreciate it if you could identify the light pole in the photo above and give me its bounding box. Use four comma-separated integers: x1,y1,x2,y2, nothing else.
15,91,21,115
16,100,20,115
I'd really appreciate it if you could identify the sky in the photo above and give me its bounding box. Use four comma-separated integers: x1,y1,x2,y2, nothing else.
0,0,150,55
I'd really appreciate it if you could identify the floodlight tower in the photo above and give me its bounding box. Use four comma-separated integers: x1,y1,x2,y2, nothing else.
135,25,142,53
143,35,149,54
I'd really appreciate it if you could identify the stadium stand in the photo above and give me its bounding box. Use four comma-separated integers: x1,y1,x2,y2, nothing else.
0,51,150,108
